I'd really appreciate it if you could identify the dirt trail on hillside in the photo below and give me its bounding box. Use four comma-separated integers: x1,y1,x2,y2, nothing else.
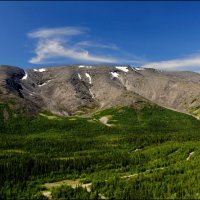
42,179,106,199
99,116,113,127
186,151,195,161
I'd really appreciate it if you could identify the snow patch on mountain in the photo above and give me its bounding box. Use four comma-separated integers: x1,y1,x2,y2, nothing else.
89,89,95,98
78,73,82,79
22,72,28,80
34,68,46,72
135,67,144,71
115,66,129,72
111,72,119,78
85,73,92,84
79,65,93,69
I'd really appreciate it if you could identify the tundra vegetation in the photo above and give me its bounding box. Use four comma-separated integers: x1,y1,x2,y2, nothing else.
1,102,200,199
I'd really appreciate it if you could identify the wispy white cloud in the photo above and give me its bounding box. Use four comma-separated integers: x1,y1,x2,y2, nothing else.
30,39,116,64
28,27,85,38
28,27,118,64
76,40,119,50
141,53,200,71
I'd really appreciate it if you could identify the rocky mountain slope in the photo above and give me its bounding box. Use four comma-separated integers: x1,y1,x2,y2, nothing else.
0,65,199,118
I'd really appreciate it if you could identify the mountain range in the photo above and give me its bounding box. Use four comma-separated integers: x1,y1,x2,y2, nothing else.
0,64,200,119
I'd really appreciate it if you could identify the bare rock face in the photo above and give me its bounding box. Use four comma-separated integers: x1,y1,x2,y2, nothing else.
0,65,41,115
124,68,200,118
0,65,200,118
0,65,25,96
19,65,149,116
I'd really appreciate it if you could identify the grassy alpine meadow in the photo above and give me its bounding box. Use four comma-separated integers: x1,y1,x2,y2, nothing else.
1,102,200,199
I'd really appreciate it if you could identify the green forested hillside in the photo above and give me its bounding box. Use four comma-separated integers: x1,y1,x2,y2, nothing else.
1,102,200,199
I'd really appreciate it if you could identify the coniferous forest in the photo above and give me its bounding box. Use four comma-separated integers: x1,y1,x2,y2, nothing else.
1,102,200,199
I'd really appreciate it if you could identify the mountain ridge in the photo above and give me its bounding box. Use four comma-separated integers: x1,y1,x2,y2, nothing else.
0,64,199,118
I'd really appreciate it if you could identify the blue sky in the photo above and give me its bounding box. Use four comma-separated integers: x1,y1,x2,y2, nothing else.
1,2,200,71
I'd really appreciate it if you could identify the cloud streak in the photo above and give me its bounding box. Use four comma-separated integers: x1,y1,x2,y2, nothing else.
141,54,200,72
28,27,85,38
28,27,118,64
76,40,119,50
